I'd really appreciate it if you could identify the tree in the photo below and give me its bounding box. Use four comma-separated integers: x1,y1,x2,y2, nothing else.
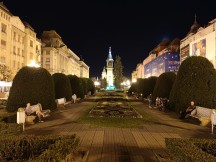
152,72,176,103
141,76,158,98
52,73,72,101
0,64,13,81
169,56,216,112
100,78,107,89
7,66,56,112
113,55,124,89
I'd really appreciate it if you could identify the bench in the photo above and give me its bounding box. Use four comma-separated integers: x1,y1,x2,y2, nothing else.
25,103,51,124
56,98,66,108
190,106,215,127
211,110,216,134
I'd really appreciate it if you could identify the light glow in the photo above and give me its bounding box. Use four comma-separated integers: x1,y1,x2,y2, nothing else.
27,60,40,67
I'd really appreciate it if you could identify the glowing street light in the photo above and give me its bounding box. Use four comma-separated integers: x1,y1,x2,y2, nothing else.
27,60,40,67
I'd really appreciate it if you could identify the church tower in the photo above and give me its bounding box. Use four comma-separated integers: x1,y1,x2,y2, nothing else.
106,47,114,88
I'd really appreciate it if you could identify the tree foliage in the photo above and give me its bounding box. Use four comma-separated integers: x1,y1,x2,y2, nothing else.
169,56,216,112
0,64,13,81
113,55,124,89
52,73,72,101
7,66,56,112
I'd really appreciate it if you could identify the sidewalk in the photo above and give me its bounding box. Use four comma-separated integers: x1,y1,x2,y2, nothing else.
24,100,216,162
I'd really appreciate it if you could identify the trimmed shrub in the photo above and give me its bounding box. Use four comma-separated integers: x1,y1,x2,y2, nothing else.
169,56,216,112
52,73,72,101
80,78,88,95
68,75,84,99
7,66,56,112
166,138,216,162
0,134,79,161
87,78,95,95
141,76,158,98
152,72,176,102
128,83,137,95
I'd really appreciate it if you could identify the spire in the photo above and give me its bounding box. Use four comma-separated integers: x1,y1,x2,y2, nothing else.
107,46,113,60
194,14,197,24
103,66,106,72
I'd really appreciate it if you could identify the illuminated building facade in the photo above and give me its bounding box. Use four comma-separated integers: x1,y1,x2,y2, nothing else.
0,2,41,79
180,17,216,67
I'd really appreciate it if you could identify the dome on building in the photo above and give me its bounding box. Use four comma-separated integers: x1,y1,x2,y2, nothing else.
187,16,201,36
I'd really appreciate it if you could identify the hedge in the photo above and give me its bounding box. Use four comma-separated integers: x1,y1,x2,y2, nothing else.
68,75,84,99
52,73,72,101
152,72,176,103
166,138,216,162
0,134,79,161
169,56,216,112
7,66,56,112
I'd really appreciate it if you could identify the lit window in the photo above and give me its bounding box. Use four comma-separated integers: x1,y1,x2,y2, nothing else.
1,23,7,33
13,46,16,54
30,40,33,47
13,32,16,40
1,39,6,49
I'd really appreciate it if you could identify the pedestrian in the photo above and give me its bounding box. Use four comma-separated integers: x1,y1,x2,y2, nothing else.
72,94,77,103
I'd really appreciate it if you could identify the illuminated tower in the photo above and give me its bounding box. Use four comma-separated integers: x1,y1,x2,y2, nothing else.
106,47,114,88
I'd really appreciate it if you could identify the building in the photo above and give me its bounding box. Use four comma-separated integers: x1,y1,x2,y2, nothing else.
101,47,114,89
41,30,89,78
0,2,41,79
144,38,180,78
180,17,216,67
144,52,180,78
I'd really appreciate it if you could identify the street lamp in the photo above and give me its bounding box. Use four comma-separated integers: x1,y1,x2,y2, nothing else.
27,60,40,68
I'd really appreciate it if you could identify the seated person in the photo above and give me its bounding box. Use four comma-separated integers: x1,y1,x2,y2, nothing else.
179,101,196,119
25,103,45,122
156,97,160,108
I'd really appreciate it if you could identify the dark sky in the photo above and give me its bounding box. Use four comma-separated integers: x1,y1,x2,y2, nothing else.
3,0,215,78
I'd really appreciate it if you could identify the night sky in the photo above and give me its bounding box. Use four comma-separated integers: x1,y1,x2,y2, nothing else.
3,0,215,78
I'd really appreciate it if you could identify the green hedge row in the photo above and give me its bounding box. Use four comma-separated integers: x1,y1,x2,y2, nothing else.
0,134,79,161
165,138,216,162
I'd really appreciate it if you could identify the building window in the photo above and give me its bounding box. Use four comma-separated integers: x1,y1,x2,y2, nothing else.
13,46,16,54
46,58,50,62
1,23,7,33
13,32,16,41
30,53,33,59
1,40,6,49
17,62,20,69
0,56,6,64
30,40,33,47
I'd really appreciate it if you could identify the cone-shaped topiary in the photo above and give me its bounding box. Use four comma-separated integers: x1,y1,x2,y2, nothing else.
68,75,84,99
87,78,95,95
7,66,56,112
152,72,176,103
80,78,88,95
169,56,216,112
52,73,72,101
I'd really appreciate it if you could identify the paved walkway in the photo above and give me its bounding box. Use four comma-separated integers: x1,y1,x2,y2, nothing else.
24,100,216,162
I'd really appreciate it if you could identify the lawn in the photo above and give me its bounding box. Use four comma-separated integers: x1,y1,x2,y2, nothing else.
76,102,155,128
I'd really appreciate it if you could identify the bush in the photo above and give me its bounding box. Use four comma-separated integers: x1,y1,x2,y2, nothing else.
87,78,95,95
0,123,23,135
128,83,137,95
152,72,176,102
7,66,56,112
68,75,84,99
0,134,79,161
169,56,216,112
166,138,216,162
52,73,72,101
141,77,158,98
80,78,88,95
